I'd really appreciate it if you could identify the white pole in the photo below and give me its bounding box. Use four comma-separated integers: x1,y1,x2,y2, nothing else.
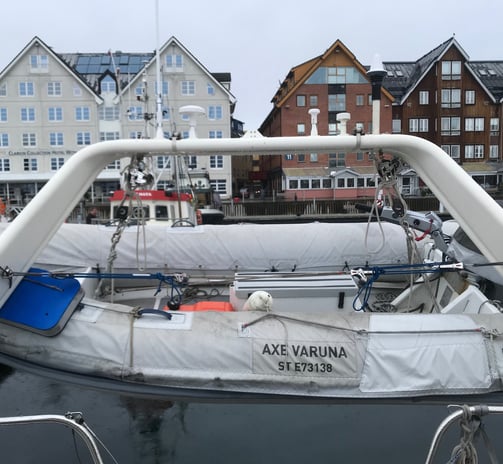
155,0,164,139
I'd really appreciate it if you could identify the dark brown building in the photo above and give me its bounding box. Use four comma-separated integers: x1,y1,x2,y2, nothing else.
258,37,503,199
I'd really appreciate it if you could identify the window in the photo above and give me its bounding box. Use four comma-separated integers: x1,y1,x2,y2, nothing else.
306,66,367,84
298,154,305,163
296,95,306,107
50,157,65,170
47,81,62,96
75,106,90,121
419,91,429,105
208,106,223,120
21,107,35,122
490,118,499,133
289,179,299,189
23,158,38,171
356,95,364,106
392,119,401,133
156,156,171,169
19,82,34,96
0,133,9,147
0,83,6,97
285,154,294,161
209,179,227,194
465,145,484,159
297,123,305,135
22,133,37,147
127,106,143,120
409,118,428,133
76,131,91,145
419,119,429,132
184,155,197,168
328,123,338,135
441,145,460,159
73,85,82,97
465,117,484,132
181,81,195,95
441,60,461,80
100,76,116,94
465,90,475,104
49,132,64,146
322,178,332,188
328,153,345,168
100,106,120,121
105,160,121,170
0,108,6,122
300,179,309,188
474,145,484,158
490,145,499,159
100,132,119,141
409,119,419,132
207,83,215,95
328,94,346,111
441,88,461,108
209,155,223,168
155,80,168,96
30,54,48,71
166,54,183,69
310,153,318,162
48,107,63,121
441,117,461,135
209,130,223,138
309,95,318,107
311,179,321,189
0,159,10,171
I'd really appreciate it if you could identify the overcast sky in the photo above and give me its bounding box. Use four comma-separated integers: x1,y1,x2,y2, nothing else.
1,0,502,130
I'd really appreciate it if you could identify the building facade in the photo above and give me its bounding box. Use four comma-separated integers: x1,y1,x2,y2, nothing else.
0,36,237,207
259,37,503,200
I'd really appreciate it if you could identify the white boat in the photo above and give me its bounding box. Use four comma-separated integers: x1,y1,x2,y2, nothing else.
0,124,502,401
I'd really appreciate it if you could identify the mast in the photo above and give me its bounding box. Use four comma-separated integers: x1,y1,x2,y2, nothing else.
155,0,164,139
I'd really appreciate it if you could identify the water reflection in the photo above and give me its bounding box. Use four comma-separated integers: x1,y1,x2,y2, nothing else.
0,363,500,463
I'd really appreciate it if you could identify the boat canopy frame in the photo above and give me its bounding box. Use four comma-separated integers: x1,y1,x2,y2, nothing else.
0,132,502,306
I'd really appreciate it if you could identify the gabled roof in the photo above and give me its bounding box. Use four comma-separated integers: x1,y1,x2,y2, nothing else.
382,36,503,104
119,36,236,107
0,36,102,102
271,39,394,107
382,37,468,104
1,36,235,108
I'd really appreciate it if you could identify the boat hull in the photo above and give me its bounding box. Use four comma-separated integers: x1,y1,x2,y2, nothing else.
0,298,501,400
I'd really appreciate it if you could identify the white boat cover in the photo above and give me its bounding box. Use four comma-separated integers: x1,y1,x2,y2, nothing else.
0,221,421,277
1,305,501,398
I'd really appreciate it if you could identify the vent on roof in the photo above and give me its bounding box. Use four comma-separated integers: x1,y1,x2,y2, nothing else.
488,69,497,76
387,70,394,77
395,70,404,77
479,69,488,76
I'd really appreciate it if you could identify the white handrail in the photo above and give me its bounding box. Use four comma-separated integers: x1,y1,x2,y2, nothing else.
0,133,502,306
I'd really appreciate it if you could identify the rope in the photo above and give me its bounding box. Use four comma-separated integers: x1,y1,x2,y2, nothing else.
446,405,499,464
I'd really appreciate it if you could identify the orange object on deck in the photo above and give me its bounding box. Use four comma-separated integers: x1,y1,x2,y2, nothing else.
178,301,234,312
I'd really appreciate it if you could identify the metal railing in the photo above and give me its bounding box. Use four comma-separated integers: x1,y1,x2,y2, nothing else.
0,411,109,463
425,404,503,464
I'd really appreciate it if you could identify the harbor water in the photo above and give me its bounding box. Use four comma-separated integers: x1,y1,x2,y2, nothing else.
0,363,502,463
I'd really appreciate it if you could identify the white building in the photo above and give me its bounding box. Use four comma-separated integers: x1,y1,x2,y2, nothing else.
0,36,236,206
